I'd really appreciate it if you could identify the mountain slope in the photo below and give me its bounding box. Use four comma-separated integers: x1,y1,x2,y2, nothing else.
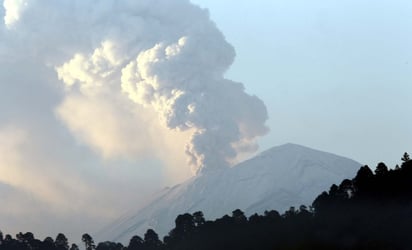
97,143,361,243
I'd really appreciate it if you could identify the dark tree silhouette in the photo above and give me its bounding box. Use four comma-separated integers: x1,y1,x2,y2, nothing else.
70,243,80,250
231,209,247,223
401,152,410,163
127,235,143,250
374,162,388,176
283,206,297,218
96,241,123,250
353,165,374,194
16,232,34,244
143,229,162,250
55,233,69,250
192,211,205,227
82,234,95,250
43,236,55,250
174,213,195,234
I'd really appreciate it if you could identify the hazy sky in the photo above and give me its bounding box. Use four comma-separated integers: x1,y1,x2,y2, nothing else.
192,0,412,167
0,0,410,243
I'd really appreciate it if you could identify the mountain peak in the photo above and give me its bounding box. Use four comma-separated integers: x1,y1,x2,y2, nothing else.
97,143,361,243
261,143,336,156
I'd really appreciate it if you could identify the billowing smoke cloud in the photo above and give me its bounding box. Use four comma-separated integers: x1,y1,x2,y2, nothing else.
51,0,268,173
0,0,268,238
120,35,268,172
0,0,269,189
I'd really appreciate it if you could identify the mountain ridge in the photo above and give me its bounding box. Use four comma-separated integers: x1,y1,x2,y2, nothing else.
96,143,361,243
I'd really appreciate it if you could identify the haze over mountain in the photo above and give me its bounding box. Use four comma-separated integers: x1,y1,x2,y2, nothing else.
98,143,361,243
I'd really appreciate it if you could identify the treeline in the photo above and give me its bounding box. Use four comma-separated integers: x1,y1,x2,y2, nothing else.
1,153,411,250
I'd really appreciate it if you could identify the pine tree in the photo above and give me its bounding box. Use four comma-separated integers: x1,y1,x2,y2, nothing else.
55,233,69,250
128,235,143,250
401,152,410,163
82,234,95,250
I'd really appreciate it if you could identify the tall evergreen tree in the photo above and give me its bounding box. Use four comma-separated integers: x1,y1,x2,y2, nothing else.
374,162,388,176
55,233,69,250
401,152,410,163
143,229,162,250
128,235,143,250
82,234,95,250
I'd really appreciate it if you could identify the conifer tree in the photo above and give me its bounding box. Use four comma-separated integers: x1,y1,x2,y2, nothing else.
82,234,95,250
401,152,410,162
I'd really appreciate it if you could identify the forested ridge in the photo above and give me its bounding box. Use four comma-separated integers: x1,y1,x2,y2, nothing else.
1,153,411,250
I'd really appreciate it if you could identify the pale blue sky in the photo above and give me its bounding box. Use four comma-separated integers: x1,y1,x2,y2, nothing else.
192,0,412,167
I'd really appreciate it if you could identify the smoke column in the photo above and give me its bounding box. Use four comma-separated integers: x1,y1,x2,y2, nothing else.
3,0,268,174
121,36,269,173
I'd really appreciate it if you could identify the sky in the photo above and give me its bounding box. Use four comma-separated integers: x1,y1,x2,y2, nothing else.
0,0,411,243
191,0,412,168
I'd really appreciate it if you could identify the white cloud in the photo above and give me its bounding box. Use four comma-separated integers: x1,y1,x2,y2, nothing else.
3,0,29,28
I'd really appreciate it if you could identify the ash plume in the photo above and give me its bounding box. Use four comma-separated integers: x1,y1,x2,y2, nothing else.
3,0,269,174
121,36,269,173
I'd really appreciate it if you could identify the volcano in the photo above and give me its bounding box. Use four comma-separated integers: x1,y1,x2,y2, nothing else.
97,143,361,243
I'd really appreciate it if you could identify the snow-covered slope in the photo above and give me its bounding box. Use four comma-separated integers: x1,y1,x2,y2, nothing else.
97,143,361,243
